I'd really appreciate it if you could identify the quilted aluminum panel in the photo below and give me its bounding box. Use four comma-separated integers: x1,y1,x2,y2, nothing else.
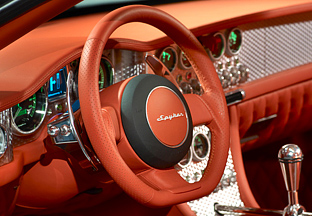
238,12,312,81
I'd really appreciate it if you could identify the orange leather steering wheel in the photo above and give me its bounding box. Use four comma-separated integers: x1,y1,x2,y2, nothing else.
78,5,229,207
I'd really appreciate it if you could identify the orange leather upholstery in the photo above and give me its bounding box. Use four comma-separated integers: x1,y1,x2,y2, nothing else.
79,5,229,207
238,79,312,152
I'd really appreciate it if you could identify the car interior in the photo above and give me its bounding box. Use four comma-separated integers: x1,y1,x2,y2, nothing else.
1,0,312,215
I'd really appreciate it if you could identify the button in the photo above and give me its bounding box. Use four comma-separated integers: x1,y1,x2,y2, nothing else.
60,124,71,136
48,125,60,137
55,104,63,112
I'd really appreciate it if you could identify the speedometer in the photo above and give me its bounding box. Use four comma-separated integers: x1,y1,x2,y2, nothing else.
11,86,47,135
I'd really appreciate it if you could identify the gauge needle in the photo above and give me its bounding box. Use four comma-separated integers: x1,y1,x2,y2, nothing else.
13,107,22,120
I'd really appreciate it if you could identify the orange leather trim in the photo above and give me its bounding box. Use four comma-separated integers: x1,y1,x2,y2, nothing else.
0,127,47,187
16,158,79,208
0,178,20,216
1,1,312,111
238,79,312,152
184,94,212,126
0,151,23,187
146,87,188,147
78,5,229,207
229,106,259,208
237,63,312,101
168,203,196,216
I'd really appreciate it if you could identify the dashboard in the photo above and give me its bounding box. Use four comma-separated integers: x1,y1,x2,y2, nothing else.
1,0,312,215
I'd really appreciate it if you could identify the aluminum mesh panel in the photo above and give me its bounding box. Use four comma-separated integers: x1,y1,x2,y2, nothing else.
238,12,312,81
187,150,244,216
178,125,210,183
109,49,147,83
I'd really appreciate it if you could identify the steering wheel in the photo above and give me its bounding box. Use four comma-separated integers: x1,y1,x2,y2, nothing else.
78,5,229,207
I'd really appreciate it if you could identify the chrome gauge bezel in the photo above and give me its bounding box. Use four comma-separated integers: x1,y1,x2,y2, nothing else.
11,85,48,136
0,126,8,158
159,46,178,72
176,147,193,169
99,56,115,92
201,32,226,61
226,27,243,56
179,51,192,69
191,131,211,162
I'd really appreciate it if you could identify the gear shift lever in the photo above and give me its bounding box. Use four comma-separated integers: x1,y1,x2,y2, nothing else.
278,144,305,216
215,144,311,216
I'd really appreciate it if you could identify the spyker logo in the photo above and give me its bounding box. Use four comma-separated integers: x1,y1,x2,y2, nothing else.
157,113,185,122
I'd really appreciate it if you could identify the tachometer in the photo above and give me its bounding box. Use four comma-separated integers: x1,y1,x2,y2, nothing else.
11,86,47,135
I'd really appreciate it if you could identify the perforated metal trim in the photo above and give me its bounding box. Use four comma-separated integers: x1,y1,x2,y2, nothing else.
177,125,210,183
238,12,312,82
187,150,244,216
109,49,147,83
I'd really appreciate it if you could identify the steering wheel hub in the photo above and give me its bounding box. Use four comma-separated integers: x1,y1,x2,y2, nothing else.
121,74,192,169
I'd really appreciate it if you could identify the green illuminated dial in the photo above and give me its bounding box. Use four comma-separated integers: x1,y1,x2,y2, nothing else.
12,87,47,133
228,28,242,55
99,58,113,90
193,133,209,160
159,47,177,72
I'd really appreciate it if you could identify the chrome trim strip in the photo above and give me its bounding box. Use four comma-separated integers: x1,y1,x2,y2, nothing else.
66,70,98,171
253,114,277,124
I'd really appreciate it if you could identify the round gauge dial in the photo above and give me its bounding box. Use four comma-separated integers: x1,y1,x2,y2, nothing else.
226,28,243,55
11,87,47,134
99,58,114,90
199,32,225,61
192,133,210,161
180,52,191,69
73,57,114,100
177,149,192,169
159,47,177,72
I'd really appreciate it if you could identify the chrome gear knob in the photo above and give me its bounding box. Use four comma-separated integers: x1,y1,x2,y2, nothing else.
278,144,305,216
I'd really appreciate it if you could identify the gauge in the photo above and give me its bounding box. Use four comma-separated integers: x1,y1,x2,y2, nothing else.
0,127,7,156
226,28,243,55
192,132,210,161
48,66,67,101
177,149,193,169
11,86,47,135
72,57,114,100
180,51,191,69
99,57,114,90
159,47,177,72
199,32,225,61
185,72,192,81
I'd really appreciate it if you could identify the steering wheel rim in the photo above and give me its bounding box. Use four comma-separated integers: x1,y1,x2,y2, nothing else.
78,5,230,207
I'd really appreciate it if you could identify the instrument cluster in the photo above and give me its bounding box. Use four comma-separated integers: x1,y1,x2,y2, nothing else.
156,27,249,92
